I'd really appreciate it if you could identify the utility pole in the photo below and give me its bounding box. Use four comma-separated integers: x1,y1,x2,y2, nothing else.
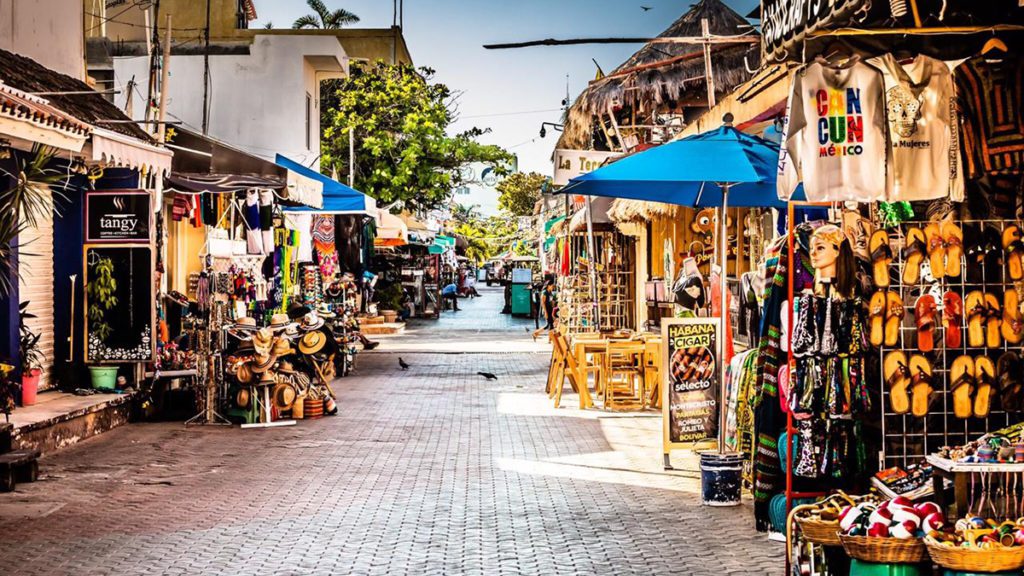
144,0,161,133
202,0,212,134
157,15,172,142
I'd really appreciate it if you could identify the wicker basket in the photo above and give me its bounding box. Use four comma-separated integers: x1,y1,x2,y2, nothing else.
925,538,1024,572
839,535,928,564
796,517,842,546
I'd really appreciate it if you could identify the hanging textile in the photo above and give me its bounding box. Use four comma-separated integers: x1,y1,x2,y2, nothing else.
312,214,339,279
956,56,1024,178
244,190,264,254
258,189,274,253
867,54,964,202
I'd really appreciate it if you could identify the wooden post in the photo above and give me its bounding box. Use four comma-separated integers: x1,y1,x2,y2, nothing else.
701,19,717,109
157,14,172,142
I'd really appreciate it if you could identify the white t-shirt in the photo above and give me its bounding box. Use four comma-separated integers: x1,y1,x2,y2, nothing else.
867,54,964,202
778,58,888,202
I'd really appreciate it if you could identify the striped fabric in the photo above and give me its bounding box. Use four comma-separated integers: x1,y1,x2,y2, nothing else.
956,57,1024,178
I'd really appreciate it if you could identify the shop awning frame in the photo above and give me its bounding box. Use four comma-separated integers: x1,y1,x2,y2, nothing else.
277,154,375,215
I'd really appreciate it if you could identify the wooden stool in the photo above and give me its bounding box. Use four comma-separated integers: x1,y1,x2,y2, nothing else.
603,341,646,410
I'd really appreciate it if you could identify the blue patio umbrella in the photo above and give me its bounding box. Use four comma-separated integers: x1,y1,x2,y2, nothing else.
559,124,802,454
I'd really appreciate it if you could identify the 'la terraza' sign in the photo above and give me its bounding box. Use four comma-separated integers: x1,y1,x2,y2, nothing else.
85,190,151,243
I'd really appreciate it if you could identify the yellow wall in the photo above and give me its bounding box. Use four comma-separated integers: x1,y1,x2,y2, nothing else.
166,216,207,295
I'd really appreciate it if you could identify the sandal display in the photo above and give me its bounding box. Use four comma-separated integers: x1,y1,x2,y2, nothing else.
869,230,892,288
983,225,1005,284
943,291,963,349
1003,224,1024,281
984,292,1002,348
924,222,946,280
974,355,996,419
941,220,963,278
950,354,975,419
884,291,904,348
965,290,986,348
868,291,885,348
997,351,1023,413
914,294,937,352
909,354,933,418
885,350,911,415
1002,288,1024,345
901,226,926,285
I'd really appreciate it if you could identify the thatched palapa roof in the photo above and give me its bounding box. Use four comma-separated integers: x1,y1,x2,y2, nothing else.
558,0,759,150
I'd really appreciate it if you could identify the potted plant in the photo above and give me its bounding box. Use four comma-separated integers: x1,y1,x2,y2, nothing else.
18,301,43,406
86,255,119,390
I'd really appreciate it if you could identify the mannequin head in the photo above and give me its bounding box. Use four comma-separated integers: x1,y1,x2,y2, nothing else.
810,225,843,278
810,224,856,298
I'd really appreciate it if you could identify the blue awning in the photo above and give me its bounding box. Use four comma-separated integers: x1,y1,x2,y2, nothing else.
276,154,376,215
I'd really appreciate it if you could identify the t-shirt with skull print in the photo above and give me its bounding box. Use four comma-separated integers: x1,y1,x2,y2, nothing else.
867,54,964,202
777,57,888,203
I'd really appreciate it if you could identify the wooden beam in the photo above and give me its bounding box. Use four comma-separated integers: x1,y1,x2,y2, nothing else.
483,35,759,50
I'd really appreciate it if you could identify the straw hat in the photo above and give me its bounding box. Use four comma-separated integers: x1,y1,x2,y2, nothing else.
271,336,295,357
234,317,258,330
252,328,273,356
299,312,325,332
257,372,276,387
272,382,297,410
268,313,295,332
250,353,277,374
298,331,327,355
277,360,297,374
286,302,311,320
235,362,254,384
316,304,336,319
236,387,251,409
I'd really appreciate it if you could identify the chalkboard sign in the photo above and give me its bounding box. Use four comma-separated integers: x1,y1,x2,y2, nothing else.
85,190,151,243
662,318,719,452
84,245,154,363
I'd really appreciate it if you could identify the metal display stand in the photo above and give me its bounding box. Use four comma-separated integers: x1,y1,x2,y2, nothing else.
880,219,1020,468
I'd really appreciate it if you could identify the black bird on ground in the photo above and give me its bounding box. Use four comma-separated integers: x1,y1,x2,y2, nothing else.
399,358,409,370
478,372,498,380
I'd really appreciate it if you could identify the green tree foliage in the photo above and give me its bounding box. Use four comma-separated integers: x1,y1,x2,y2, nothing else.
321,62,513,211
293,0,359,29
449,214,537,264
496,172,547,217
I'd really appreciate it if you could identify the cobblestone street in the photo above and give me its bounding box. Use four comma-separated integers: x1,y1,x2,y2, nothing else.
0,287,783,575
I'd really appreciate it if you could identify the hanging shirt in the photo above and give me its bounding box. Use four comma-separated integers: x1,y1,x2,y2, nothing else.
867,54,964,202
778,57,888,202
955,56,1024,178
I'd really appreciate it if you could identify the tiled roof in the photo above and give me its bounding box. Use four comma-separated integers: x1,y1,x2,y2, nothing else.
0,81,91,138
0,47,152,142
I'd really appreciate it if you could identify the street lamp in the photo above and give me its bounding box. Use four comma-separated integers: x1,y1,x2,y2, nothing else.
539,122,563,138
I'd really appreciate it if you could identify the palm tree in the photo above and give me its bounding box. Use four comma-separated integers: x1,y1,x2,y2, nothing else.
293,0,360,29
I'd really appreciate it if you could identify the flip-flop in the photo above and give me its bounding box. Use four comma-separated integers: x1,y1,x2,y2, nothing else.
885,351,911,415
997,352,1023,413
902,227,927,285
944,292,963,349
1003,288,1024,345
885,291,904,348
984,226,1005,284
909,354,934,418
868,291,886,348
942,220,964,278
869,230,892,288
950,355,975,419
985,292,1003,348
975,355,996,418
1004,225,1024,281
966,290,986,348
915,294,938,353
924,222,946,280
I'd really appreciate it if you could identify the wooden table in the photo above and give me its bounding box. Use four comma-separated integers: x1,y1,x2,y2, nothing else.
926,454,1024,517
571,335,662,410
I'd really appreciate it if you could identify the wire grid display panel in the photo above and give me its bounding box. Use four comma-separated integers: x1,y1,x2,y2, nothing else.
881,219,1020,468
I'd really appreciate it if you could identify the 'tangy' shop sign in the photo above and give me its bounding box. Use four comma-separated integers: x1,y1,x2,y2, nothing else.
761,0,867,58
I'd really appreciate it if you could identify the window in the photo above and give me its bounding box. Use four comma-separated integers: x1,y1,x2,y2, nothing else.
305,93,312,150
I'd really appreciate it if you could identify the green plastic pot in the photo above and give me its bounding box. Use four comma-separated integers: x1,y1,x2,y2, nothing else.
89,366,119,391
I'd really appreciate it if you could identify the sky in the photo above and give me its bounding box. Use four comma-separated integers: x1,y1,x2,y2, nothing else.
251,0,758,177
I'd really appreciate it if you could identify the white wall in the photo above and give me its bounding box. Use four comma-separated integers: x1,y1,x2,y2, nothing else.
0,0,84,79
452,163,507,217
113,34,347,169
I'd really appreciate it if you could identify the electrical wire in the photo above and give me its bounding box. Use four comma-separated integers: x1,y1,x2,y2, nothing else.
460,108,563,119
